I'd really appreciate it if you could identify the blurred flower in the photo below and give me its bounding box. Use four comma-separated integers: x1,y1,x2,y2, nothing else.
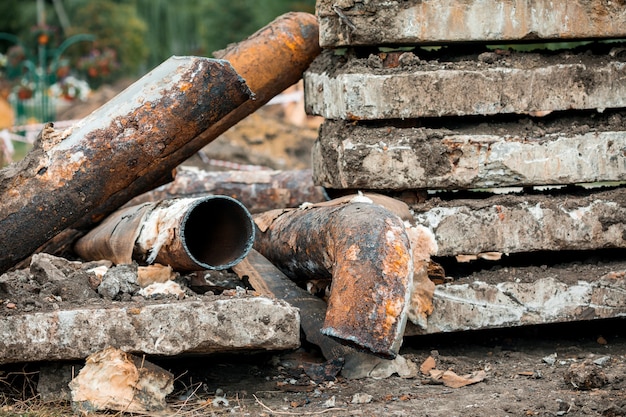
11,79,35,100
49,76,90,101
78,48,119,82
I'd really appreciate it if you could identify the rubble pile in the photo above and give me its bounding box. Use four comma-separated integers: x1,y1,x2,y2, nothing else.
1,3,626,414
304,0,626,334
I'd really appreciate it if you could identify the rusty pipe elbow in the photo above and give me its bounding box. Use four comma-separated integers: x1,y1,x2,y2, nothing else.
253,200,413,358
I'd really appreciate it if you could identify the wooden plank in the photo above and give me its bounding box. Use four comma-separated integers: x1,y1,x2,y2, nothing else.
317,0,626,47
312,117,626,190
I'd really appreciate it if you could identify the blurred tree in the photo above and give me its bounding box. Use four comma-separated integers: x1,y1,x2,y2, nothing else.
200,0,315,55
65,0,147,81
0,0,314,82
130,0,315,69
131,0,204,72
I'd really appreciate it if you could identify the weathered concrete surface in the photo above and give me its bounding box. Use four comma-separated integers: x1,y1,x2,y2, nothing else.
405,270,626,335
304,51,626,119
317,0,626,47
313,119,626,190
411,188,626,256
0,297,300,365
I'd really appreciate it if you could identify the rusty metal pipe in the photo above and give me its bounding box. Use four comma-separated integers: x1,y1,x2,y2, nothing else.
126,168,329,213
0,12,320,273
253,197,414,358
74,196,255,271
0,57,251,273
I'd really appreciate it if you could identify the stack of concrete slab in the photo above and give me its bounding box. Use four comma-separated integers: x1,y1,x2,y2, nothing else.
304,0,626,334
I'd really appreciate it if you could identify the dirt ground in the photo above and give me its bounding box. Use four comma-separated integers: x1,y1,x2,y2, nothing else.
1,254,625,417
1,81,626,416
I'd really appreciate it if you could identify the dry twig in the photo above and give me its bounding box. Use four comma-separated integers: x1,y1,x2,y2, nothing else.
253,394,346,415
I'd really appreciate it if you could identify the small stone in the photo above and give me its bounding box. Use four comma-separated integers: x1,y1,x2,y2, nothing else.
367,54,383,69
478,52,497,64
351,393,373,404
563,360,608,390
593,356,611,367
542,353,557,366
323,395,336,408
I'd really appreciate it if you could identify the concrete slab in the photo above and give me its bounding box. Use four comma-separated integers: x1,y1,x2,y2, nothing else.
313,117,626,190
304,50,626,119
410,187,626,257
0,297,300,365
405,268,626,335
317,0,626,47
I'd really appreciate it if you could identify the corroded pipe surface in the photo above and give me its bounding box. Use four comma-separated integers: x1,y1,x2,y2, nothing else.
127,168,329,213
253,197,413,358
0,12,320,273
75,196,255,271
0,57,251,273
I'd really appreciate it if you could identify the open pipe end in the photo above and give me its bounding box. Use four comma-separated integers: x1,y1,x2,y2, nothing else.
180,196,255,270
320,326,399,360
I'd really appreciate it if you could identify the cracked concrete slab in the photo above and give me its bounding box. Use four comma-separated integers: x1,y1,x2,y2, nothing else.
406,268,626,335
304,50,626,119
313,117,626,190
317,0,626,47
411,187,626,257
0,297,300,365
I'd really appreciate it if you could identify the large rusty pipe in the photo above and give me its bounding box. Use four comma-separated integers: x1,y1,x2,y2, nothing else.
0,57,251,273
253,197,414,358
73,11,320,230
0,12,320,273
74,196,255,271
126,13,323,217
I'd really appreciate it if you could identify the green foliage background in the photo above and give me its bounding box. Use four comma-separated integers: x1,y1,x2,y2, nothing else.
0,0,315,79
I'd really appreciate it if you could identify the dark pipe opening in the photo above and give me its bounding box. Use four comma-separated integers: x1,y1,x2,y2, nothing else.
181,196,255,269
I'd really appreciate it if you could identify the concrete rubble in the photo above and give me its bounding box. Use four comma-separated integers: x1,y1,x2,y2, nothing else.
0,254,300,365
305,50,626,120
2,4,626,409
316,0,626,47
303,0,626,337
406,271,626,335
313,116,626,189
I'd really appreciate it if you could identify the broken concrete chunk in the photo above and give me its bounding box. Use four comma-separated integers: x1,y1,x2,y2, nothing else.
411,188,626,256
137,264,176,287
0,297,300,364
564,360,609,390
138,281,185,299
69,347,173,414
405,269,626,336
312,118,626,190
304,50,626,119
317,0,626,47
98,263,140,300
30,253,82,284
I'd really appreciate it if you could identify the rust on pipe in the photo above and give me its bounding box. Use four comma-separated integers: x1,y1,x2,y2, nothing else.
0,12,320,273
83,11,321,221
253,195,414,358
127,168,329,213
0,57,251,273
233,249,357,361
75,196,255,271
